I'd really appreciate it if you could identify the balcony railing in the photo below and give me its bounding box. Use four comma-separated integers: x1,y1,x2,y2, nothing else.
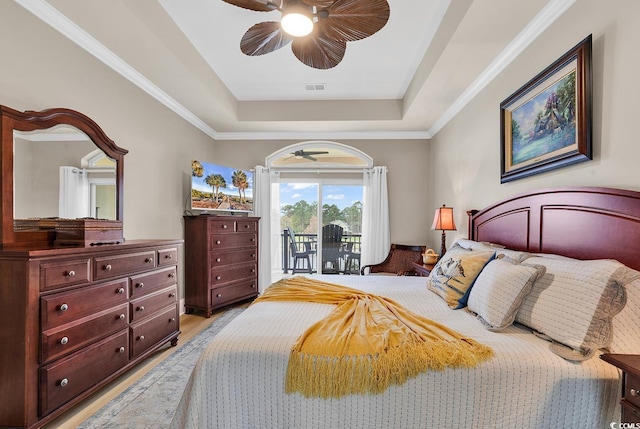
282,230,362,275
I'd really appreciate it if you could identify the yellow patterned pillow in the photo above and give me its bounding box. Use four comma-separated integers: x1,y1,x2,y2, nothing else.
427,243,496,309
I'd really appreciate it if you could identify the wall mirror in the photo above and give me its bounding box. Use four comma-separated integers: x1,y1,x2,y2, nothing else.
0,106,127,246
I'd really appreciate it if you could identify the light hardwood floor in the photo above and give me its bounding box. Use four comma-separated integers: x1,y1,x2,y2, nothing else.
42,308,233,429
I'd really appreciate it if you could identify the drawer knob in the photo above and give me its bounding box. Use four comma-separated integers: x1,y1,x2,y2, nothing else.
251,268,255,273
251,284,256,289
244,224,250,228
169,272,175,278
137,306,145,312
216,258,221,262
65,270,76,277
250,238,255,242
145,257,153,264
170,317,176,323
216,293,222,298
165,254,173,259
222,224,228,229
59,378,69,387
116,287,125,294
251,254,256,258
216,275,221,280
104,264,112,271
60,336,69,345
119,313,126,320
169,293,176,298
632,388,638,397
136,282,144,289
59,303,69,312
216,240,221,245
118,346,125,353
138,335,145,341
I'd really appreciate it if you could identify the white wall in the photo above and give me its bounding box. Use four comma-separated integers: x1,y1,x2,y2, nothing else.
429,0,640,246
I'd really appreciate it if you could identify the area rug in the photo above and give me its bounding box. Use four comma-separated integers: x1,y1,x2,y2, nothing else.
78,307,245,429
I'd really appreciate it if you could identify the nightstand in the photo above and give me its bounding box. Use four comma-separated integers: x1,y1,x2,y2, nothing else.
411,262,435,277
600,354,640,423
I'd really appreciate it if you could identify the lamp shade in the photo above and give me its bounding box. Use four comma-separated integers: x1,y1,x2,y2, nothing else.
431,205,457,231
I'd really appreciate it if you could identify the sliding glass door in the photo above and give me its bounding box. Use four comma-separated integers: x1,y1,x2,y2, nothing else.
280,180,362,275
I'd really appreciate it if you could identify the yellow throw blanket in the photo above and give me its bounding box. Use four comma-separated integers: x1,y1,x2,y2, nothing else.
253,276,493,398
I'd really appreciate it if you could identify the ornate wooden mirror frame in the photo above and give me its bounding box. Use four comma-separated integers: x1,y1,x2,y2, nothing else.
0,106,127,246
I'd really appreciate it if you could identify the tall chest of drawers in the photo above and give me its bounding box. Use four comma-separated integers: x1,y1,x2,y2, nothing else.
184,215,259,317
0,239,182,429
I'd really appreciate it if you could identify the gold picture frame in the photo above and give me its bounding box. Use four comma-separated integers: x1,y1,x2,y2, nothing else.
500,35,592,183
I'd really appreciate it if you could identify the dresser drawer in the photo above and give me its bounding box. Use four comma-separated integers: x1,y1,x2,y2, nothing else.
41,303,129,364
130,305,179,358
157,247,178,266
210,233,257,250
130,266,177,298
39,330,129,416
210,219,235,233
94,250,157,280
40,258,91,291
130,286,178,323
211,248,257,268
41,279,129,330
211,264,256,287
626,373,640,409
621,399,640,423
211,280,258,307
237,220,257,232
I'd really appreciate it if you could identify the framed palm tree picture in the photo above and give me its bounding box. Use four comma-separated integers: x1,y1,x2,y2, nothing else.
500,34,592,183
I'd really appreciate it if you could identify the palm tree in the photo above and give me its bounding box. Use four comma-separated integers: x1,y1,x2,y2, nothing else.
191,160,204,178
205,173,226,203
232,170,248,203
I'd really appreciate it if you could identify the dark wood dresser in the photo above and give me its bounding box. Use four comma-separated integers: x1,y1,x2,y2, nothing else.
184,215,259,317
0,239,182,429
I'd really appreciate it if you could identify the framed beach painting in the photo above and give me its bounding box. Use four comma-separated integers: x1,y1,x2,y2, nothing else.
500,35,592,183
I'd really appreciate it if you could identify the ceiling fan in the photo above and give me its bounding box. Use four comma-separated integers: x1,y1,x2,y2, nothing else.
222,0,391,69
291,149,329,160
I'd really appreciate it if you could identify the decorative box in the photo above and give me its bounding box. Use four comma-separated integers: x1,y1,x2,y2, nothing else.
54,219,124,246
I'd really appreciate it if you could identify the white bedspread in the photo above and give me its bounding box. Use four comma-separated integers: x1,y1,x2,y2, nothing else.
170,275,621,429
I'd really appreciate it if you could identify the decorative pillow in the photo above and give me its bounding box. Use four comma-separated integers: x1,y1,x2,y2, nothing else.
427,243,495,309
468,258,545,331
515,256,632,361
609,274,640,354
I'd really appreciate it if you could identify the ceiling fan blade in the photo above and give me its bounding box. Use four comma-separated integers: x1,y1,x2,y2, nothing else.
291,33,346,69
303,150,329,155
302,0,336,8
320,0,390,42
240,22,292,56
222,0,280,12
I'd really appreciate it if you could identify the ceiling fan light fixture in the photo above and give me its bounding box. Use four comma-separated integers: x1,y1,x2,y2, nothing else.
281,3,313,37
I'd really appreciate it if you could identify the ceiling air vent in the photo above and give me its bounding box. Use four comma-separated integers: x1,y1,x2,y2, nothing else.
304,83,325,91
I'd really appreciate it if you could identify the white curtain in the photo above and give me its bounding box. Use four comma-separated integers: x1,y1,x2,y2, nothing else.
361,166,390,267
254,166,281,292
59,166,89,218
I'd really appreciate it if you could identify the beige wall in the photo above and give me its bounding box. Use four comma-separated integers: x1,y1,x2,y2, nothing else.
429,0,640,247
211,139,431,245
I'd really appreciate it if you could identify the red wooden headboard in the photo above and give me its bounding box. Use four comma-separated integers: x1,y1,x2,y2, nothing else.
467,187,640,271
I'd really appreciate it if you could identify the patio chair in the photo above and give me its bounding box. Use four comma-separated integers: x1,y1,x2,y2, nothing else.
321,224,344,274
286,228,316,274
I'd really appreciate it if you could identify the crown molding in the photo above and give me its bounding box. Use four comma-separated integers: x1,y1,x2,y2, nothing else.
16,0,573,142
428,0,576,136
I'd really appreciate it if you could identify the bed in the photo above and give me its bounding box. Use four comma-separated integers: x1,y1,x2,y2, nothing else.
170,187,640,428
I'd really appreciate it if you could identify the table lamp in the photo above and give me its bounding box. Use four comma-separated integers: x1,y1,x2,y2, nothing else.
431,204,457,258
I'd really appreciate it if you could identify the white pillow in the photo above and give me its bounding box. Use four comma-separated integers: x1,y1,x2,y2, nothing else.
516,256,633,361
468,258,545,331
609,276,640,354
454,238,531,263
